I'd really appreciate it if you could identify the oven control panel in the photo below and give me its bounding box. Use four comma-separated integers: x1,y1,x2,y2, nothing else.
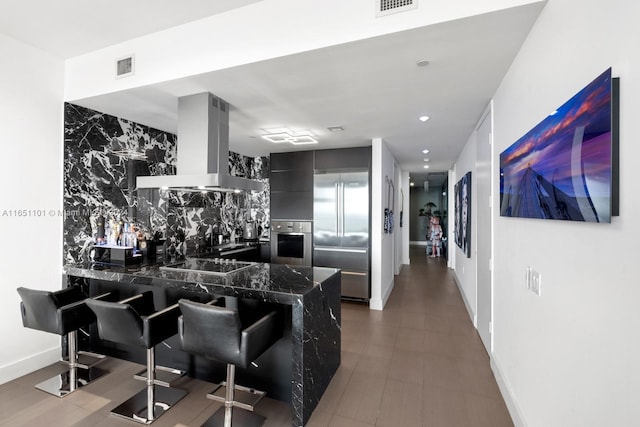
271,221,312,233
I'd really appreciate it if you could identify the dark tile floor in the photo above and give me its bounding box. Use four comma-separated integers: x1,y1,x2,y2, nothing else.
0,246,512,426
308,247,512,427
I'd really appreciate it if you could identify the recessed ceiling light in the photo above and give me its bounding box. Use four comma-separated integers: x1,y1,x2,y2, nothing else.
410,182,415,186
327,125,344,132
418,116,430,122
423,158,430,162
422,149,429,154
416,59,430,67
423,165,430,169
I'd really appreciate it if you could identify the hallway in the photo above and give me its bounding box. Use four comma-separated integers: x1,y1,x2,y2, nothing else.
308,245,512,426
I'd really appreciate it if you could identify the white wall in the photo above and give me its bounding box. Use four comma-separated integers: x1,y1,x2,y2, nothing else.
370,138,397,310
64,0,543,101
452,132,478,322
0,35,65,384
447,169,456,269
394,162,403,275
400,170,411,266
490,1,640,425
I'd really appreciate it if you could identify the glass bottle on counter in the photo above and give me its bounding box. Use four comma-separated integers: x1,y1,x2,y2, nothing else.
136,228,146,253
123,222,129,246
130,224,137,249
105,218,114,245
96,210,105,244
104,218,111,245
116,218,124,245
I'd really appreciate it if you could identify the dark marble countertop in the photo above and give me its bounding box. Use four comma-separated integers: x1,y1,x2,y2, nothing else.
63,257,340,305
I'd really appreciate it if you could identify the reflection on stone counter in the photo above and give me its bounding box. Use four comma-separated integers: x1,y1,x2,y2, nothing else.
65,260,341,427
66,259,334,303
64,103,270,264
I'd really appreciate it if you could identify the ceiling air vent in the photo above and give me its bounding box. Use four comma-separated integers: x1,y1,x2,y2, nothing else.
115,54,135,79
376,0,418,17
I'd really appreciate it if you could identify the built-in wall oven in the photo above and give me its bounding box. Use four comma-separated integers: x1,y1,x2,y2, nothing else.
270,220,312,266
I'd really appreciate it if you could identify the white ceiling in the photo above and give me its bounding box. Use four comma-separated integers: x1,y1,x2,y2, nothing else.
0,2,544,187
0,0,262,59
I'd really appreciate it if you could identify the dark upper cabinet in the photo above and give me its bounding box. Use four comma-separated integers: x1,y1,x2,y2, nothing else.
269,147,371,221
270,151,314,220
314,146,371,171
270,170,313,192
270,191,314,220
270,151,313,192
270,151,313,172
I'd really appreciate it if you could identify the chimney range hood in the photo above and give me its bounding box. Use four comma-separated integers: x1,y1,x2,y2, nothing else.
136,92,264,193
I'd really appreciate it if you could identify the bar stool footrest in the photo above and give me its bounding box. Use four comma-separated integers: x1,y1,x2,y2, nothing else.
111,386,187,425
75,351,107,369
206,382,266,411
134,366,186,387
203,406,265,427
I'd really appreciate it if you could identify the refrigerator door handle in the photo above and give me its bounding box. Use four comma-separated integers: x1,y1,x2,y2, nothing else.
314,247,367,254
340,181,345,238
341,271,367,276
335,182,340,236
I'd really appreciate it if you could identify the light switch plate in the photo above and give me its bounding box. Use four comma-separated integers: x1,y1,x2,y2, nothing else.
530,269,541,296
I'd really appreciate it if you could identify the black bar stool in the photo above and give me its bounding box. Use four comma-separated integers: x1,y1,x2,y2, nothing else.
178,297,283,427
86,291,187,424
17,285,107,397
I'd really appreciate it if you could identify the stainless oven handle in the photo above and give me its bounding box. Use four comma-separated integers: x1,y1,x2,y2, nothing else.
274,232,309,236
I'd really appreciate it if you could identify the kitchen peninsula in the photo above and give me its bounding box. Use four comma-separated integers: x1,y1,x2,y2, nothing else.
64,258,341,427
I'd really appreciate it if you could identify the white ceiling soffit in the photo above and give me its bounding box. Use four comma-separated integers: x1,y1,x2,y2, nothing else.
72,3,543,176
0,0,263,59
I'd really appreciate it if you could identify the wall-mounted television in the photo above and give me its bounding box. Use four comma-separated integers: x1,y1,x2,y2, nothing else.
500,68,619,223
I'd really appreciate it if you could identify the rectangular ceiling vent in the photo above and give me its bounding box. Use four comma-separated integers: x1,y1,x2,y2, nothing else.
376,0,417,17
115,54,135,79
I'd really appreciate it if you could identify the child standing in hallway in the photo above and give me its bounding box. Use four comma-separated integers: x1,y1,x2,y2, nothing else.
429,216,443,257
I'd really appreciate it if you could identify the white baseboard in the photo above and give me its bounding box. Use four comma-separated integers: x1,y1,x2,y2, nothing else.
0,347,60,385
491,355,527,427
369,298,383,310
453,272,476,326
370,276,395,311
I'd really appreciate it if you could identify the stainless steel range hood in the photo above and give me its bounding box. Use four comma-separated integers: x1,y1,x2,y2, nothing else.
136,92,264,192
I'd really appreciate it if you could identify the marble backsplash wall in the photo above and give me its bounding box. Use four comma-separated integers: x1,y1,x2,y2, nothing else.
64,103,270,263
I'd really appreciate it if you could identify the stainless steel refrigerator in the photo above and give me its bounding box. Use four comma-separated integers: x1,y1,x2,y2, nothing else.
313,170,370,301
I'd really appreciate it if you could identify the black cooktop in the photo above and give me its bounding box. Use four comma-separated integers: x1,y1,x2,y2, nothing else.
160,258,256,276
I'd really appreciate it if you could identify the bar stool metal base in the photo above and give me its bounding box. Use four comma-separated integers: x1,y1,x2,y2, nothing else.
35,366,107,397
134,366,186,387
111,386,187,425
203,406,265,427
